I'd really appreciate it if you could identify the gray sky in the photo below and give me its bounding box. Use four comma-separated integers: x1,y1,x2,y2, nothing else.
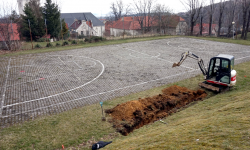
1,0,187,17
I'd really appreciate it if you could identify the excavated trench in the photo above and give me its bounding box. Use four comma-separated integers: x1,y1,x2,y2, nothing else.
105,85,207,136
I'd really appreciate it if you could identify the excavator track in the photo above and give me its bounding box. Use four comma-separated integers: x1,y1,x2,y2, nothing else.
199,81,229,93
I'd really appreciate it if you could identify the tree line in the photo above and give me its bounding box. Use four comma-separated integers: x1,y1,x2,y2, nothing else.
107,0,177,35
107,0,250,39
182,0,250,39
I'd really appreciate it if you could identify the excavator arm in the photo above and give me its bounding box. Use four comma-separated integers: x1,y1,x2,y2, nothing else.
172,51,208,76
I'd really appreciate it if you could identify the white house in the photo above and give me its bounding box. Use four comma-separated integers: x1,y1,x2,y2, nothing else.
61,13,105,37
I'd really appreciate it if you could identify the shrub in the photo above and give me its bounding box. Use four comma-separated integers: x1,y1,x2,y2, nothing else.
62,41,69,46
71,40,77,44
46,43,53,47
84,38,90,42
37,38,46,42
56,43,61,47
78,35,85,39
79,41,85,44
35,44,42,48
84,36,105,43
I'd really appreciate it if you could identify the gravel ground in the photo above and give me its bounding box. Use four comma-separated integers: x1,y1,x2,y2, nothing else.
0,37,250,127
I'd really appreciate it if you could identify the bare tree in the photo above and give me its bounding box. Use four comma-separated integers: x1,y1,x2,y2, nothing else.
132,0,156,34
199,7,205,35
153,4,175,34
110,0,131,21
217,0,227,37
225,0,238,37
207,0,216,36
240,0,250,39
181,0,203,35
244,6,250,39
146,0,154,32
133,0,147,34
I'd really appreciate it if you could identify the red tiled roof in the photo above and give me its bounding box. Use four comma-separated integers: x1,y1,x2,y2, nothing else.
86,21,92,28
70,20,82,30
0,23,20,41
193,23,218,34
70,20,93,30
161,15,180,28
105,21,115,31
108,15,180,30
180,17,185,22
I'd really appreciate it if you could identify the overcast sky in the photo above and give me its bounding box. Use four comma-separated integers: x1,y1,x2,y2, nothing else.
1,0,188,17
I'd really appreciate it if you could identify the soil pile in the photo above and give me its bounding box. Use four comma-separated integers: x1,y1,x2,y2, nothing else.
105,85,207,136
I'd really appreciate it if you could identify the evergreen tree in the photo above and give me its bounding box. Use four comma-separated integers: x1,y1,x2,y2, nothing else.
21,2,45,41
42,0,61,39
61,19,69,37
9,10,20,23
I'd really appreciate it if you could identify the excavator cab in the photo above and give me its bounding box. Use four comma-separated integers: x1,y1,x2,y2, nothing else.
207,54,235,85
173,52,236,92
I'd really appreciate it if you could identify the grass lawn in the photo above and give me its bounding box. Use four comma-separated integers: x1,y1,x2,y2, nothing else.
2,34,250,58
190,34,250,46
0,35,177,57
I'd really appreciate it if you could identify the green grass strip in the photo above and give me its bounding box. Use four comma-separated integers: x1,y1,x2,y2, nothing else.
0,35,177,57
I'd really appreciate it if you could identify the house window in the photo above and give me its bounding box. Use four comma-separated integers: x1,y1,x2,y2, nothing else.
81,31,83,35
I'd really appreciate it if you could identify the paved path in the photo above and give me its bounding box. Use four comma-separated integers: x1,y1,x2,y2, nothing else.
0,38,250,127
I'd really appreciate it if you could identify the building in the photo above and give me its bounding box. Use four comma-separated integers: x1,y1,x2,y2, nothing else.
193,24,218,36
17,0,40,15
176,17,188,35
70,20,97,37
106,15,181,37
61,13,105,37
107,16,157,37
0,23,20,50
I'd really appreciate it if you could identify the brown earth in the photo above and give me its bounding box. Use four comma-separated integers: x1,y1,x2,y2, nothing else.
105,85,207,136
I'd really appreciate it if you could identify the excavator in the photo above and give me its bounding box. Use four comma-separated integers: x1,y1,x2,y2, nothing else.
173,51,237,92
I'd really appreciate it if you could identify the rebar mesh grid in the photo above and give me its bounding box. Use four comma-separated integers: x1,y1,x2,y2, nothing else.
0,38,250,127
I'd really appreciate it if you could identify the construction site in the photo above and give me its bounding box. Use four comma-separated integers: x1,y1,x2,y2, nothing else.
0,37,250,128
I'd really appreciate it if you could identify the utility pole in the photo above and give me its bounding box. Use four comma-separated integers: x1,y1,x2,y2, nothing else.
88,21,90,38
28,19,33,49
101,12,103,37
60,18,63,41
11,20,17,50
112,19,114,38
133,16,134,38
159,13,161,35
100,24,102,37
45,19,48,44
123,17,124,39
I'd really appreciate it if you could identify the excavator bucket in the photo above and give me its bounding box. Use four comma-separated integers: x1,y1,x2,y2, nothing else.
172,62,179,68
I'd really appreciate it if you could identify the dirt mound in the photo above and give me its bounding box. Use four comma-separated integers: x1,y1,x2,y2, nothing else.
105,85,207,136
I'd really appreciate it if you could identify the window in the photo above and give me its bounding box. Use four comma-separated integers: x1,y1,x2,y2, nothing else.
221,59,230,72
81,31,83,35
215,58,220,67
208,59,215,78
231,59,234,70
